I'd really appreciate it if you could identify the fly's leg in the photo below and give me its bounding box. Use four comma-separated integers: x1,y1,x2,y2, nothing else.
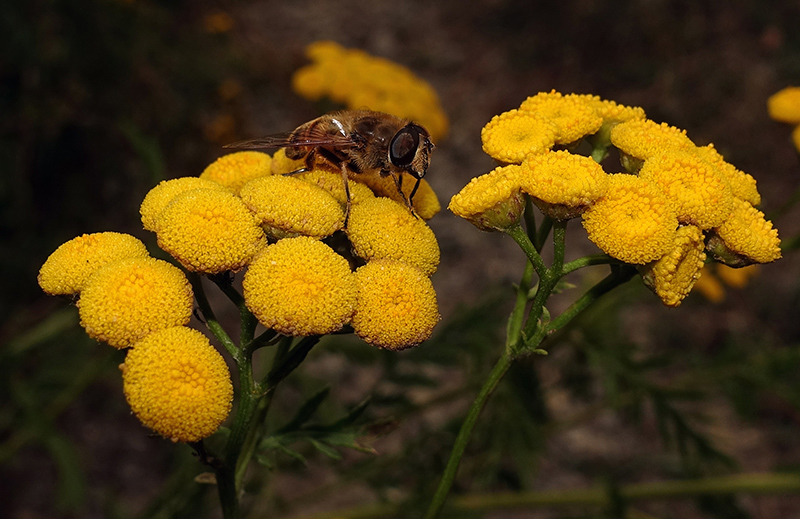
340,163,353,227
391,172,419,219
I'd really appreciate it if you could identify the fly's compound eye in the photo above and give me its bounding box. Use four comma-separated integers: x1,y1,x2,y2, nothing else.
389,126,421,168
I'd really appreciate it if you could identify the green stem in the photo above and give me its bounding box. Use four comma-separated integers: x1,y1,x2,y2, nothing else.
210,275,259,347
424,353,513,519
188,273,239,361
506,260,534,353
561,254,618,275
505,224,547,278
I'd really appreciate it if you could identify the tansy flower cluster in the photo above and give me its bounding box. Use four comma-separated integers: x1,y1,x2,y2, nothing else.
450,90,781,307
291,40,449,142
768,86,800,153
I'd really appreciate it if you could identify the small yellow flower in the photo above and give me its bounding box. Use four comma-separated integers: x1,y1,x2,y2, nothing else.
448,165,525,231
78,257,193,349
693,264,760,303
520,150,609,219
767,86,800,124
638,150,734,230
243,237,356,336
39,232,150,295
156,188,265,273
122,326,233,443
518,90,604,144
354,173,441,220
481,109,557,164
271,148,307,175
200,151,273,194
639,225,706,307
692,267,726,303
577,95,646,124
792,125,800,153
239,175,345,239
298,169,376,207
347,197,440,276
140,177,231,232
582,174,678,264
352,260,439,350
692,145,761,206
610,118,695,162
708,198,781,266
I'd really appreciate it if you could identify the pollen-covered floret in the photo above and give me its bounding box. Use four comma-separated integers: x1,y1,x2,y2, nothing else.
351,260,440,350
520,150,609,218
518,90,604,144
271,148,306,175
78,257,193,349
121,326,233,443
297,169,376,207
200,151,273,194
140,177,231,232
38,232,150,295
610,118,696,161
242,237,356,336
448,165,525,231
577,95,646,124
638,150,734,230
347,197,440,276
155,188,265,273
709,198,781,265
767,86,800,124
239,175,345,239
639,225,707,307
354,173,441,220
692,145,761,206
582,174,678,264
481,109,557,164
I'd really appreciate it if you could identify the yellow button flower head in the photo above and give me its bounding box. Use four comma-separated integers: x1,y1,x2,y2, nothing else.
140,177,231,232
156,188,265,273
271,148,306,174
707,198,781,266
692,145,760,206
200,151,273,194
448,165,525,231
574,95,646,124
767,86,800,124
638,150,734,230
792,125,800,154
518,90,603,144
239,175,345,239
39,232,150,295
610,118,695,162
78,257,193,349
481,109,557,164
352,260,440,350
243,237,356,336
298,169,376,207
693,266,726,303
639,225,707,307
582,174,678,264
355,173,441,220
347,197,440,276
121,326,233,443
520,150,609,220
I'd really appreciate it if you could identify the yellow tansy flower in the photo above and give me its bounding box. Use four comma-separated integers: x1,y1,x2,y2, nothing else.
639,225,706,307
692,267,726,303
355,173,441,220
610,118,695,162
243,237,356,336
155,188,265,273
271,148,307,175
577,96,646,124
298,169,376,207
767,86,800,124
792,124,800,153
347,198,440,276
352,260,440,350
481,109,557,164
140,177,231,232
39,232,150,295
582,174,678,264
78,257,193,349
200,151,273,194
708,198,781,266
239,175,345,239
520,150,609,219
638,150,734,230
518,90,604,144
122,326,233,443
448,165,525,231
693,264,760,303
692,145,761,206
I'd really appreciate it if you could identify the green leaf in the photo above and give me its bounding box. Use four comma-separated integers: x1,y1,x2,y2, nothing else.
308,439,342,460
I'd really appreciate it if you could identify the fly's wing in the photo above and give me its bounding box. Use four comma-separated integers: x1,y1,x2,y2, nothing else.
223,128,360,150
